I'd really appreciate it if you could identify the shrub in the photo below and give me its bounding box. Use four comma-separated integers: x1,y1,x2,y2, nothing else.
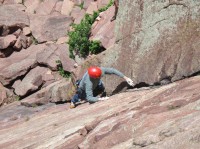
56,60,71,78
68,0,114,59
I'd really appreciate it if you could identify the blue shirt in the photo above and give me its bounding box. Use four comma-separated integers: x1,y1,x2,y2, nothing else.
79,67,124,102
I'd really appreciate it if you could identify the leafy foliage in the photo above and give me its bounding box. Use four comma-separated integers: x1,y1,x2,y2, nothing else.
68,0,114,59
56,60,71,78
77,2,84,9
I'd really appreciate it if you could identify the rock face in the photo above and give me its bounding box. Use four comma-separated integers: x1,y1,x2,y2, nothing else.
90,5,115,49
1,76,200,148
81,0,200,94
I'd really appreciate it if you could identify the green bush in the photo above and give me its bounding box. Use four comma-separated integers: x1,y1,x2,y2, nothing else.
68,0,114,59
56,60,71,78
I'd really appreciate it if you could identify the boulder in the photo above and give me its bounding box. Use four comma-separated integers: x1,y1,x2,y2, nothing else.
56,36,69,44
0,44,46,85
0,35,17,50
0,47,14,58
29,14,73,43
35,0,58,15
61,0,74,16
71,6,86,24
22,78,76,105
14,66,49,97
83,0,93,9
36,43,76,72
54,1,63,14
90,5,115,49
97,0,110,9
0,83,16,107
24,0,41,14
36,44,60,71
22,27,31,36
0,5,29,27
86,1,98,15
57,44,76,72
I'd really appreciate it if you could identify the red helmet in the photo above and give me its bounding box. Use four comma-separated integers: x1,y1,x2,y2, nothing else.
88,66,102,78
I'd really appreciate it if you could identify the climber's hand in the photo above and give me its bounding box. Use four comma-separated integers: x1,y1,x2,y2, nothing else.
98,97,109,101
124,76,134,86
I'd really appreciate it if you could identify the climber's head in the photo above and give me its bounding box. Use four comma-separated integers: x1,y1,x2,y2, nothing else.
88,66,102,79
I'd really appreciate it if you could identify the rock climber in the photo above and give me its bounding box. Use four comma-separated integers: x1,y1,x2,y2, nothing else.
70,66,134,108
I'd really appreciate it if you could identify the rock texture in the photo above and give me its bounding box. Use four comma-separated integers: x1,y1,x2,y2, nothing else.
80,0,200,94
90,5,115,49
0,0,117,104
29,14,73,43
1,76,200,148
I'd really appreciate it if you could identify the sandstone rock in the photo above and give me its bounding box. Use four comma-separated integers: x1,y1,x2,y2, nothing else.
56,36,69,44
0,5,29,27
0,47,14,58
22,77,75,104
12,80,21,89
86,1,98,15
54,1,63,13
0,83,16,106
14,0,22,4
84,1,200,94
29,14,73,43
83,0,93,9
71,6,86,24
0,35,17,50
72,0,83,5
24,0,41,14
46,78,76,102
0,44,46,85
1,76,200,148
22,27,31,36
21,97,49,107
36,44,59,71
111,0,200,86
57,44,76,72
13,37,22,50
13,29,22,37
35,0,58,15
14,66,49,97
5,3,26,11
97,0,110,9
90,5,115,49
61,0,74,16
3,0,15,4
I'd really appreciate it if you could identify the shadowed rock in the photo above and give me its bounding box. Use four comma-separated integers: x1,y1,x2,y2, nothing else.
0,44,46,85
0,35,17,50
0,83,16,107
14,66,49,97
